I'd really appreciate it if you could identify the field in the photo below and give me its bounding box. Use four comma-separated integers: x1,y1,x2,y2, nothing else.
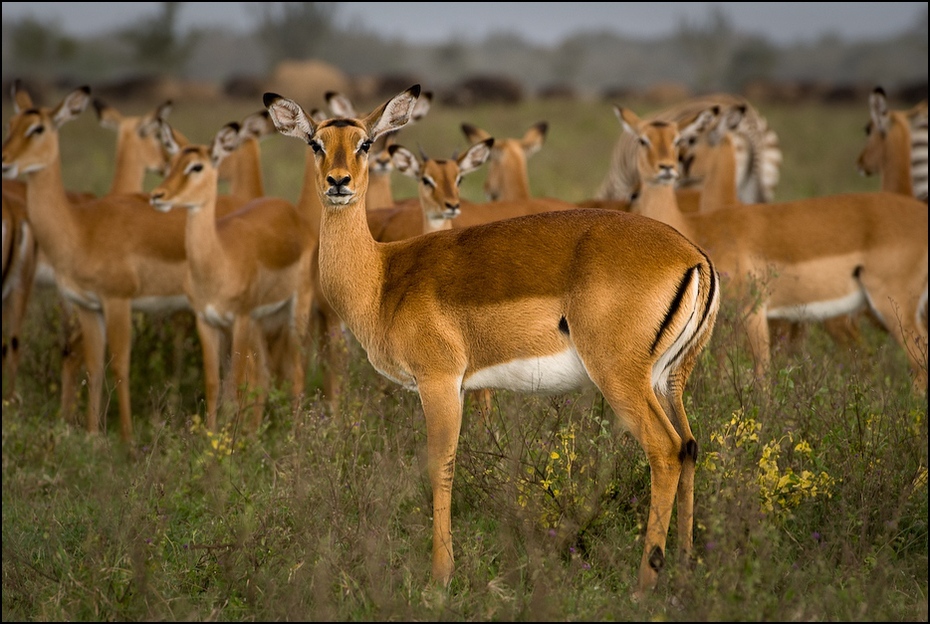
2,89,927,621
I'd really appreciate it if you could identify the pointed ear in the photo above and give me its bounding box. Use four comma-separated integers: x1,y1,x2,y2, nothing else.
264,92,317,142
615,106,641,138
11,79,34,113
869,87,890,133
388,144,421,179
210,122,241,168
458,137,493,175
51,86,92,129
326,91,357,118
157,119,182,157
521,121,548,157
365,85,421,141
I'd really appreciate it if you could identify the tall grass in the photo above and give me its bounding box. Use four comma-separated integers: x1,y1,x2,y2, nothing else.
2,90,927,621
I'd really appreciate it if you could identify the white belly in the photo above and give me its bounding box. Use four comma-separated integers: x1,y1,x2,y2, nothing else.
767,289,866,322
464,348,592,394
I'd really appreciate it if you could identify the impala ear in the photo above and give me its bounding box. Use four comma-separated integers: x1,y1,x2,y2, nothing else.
366,85,421,141
389,144,421,179
51,86,91,129
459,137,494,175
264,93,317,141
211,122,241,167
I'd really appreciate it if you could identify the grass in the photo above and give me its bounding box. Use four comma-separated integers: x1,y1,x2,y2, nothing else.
2,90,927,621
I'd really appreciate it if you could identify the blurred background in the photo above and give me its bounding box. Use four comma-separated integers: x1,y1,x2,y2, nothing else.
2,1,927,109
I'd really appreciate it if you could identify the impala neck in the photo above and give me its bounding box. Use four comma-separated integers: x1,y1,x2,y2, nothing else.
222,136,265,201
298,147,324,240
367,172,394,210
317,188,383,343
183,175,225,283
635,178,693,238
109,131,148,195
22,146,81,269
699,134,741,211
883,114,917,197
495,149,532,201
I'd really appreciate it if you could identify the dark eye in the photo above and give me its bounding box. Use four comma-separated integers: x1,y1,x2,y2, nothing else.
28,124,45,137
309,139,322,153
359,139,372,154
421,176,436,189
864,123,872,136
638,137,648,147
191,163,203,173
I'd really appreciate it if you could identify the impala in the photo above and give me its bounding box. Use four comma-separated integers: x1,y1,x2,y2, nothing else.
2,187,37,400
460,120,548,201
217,109,278,202
618,104,929,393
856,86,928,202
151,121,315,431
3,87,183,418
1,84,200,442
388,139,494,233
265,85,721,599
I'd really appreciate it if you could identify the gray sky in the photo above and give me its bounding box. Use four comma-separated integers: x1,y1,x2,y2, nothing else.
2,2,926,46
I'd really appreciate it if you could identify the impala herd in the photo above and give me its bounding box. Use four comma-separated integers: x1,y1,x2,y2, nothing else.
2,78,927,600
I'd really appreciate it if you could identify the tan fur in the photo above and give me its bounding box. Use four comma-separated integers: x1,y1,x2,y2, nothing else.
856,86,929,202
150,125,315,432
1,85,198,442
266,85,721,600
621,105,929,393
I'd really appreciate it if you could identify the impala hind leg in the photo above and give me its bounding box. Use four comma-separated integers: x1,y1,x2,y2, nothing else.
598,375,688,600
867,288,929,393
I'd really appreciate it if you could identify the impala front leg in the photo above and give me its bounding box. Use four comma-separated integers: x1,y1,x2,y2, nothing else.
104,298,134,443
418,377,464,586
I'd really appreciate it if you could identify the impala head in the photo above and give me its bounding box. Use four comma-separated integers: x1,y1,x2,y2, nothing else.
856,86,929,181
149,122,240,212
93,97,177,177
461,121,547,201
617,105,718,187
389,138,494,221
679,104,745,181
2,83,91,179
264,84,421,207
325,90,434,185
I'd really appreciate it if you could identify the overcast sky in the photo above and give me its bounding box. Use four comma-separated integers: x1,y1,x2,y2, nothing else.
2,2,926,46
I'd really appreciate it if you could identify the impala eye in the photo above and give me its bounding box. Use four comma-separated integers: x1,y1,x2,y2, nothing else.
359,139,373,154
186,162,204,175
309,139,322,153
422,176,436,189
27,124,45,137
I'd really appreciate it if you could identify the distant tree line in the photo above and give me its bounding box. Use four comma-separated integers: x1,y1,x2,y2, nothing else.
2,2,927,104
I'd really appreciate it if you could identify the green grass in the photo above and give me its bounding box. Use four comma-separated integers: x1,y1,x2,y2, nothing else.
3,92,927,621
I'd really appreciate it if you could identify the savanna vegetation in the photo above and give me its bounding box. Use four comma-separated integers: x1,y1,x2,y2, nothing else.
2,88,927,621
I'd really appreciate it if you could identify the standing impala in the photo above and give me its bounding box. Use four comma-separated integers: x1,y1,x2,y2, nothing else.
150,122,315,432
1,85,197,442
265,85,721,599
618,104,929,393
856,86,928,202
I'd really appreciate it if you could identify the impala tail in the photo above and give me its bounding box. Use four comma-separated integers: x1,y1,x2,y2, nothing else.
653,252,720,395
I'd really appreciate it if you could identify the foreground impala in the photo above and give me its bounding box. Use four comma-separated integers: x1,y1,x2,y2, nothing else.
265,85,721,599
618,105,929,393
